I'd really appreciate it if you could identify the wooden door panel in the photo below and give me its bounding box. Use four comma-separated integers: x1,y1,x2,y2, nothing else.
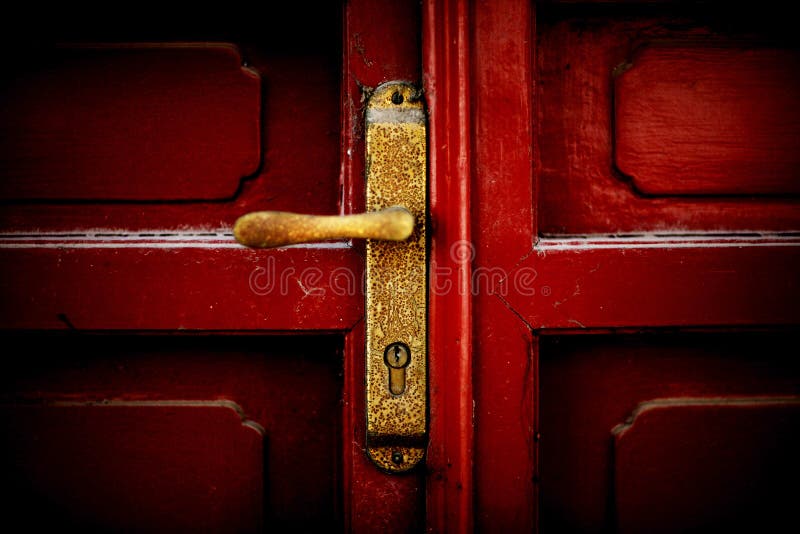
537,5,800,234
0,5,341,233
0,44,261,201
614,399,800,534
0,335,342,531
615,45,800,196
1,403,264,531
539,333,800,532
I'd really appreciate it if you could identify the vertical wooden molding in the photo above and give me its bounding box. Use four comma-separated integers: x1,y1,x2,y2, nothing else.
470,0,537,531
424,0,474,532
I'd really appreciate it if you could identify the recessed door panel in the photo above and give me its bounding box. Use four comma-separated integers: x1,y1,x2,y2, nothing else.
614,399,800,534
1,403,264,531
0,4,342,232
615,45,800,196
0,335,342,531
537,4,800,234
539,333,800,532
0,45,261,201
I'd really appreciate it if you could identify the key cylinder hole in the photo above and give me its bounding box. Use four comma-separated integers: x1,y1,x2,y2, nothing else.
384,342,411,396
384,342,411,368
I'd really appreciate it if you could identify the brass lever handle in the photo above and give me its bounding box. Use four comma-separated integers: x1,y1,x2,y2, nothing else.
234,205,415,248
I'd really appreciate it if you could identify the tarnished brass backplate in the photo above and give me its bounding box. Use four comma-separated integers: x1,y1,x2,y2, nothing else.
365,82,427,472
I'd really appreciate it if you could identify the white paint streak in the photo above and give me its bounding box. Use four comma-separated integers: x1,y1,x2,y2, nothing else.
537,235,800,252
0,231,352,250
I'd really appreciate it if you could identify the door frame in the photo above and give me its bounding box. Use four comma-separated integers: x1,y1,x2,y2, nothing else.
424,0,536,531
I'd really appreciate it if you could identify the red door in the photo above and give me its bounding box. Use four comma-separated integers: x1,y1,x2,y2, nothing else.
451,1,800,532
2,1,799,532
0,3,427,532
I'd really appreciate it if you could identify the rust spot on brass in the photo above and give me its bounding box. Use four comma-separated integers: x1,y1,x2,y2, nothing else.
365,82,427,473
233,206,414,248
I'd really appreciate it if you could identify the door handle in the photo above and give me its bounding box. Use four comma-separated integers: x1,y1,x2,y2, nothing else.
233,82,427,473
233,206,415,248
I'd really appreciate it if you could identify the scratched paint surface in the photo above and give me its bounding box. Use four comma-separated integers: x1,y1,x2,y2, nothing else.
365,82,427,472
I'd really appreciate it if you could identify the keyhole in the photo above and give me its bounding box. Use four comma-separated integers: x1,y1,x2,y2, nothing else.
384,342,411,395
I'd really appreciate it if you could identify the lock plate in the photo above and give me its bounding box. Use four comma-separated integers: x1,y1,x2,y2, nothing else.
365,82,427,472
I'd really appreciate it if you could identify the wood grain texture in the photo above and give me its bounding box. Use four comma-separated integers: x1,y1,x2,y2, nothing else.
0,44,260,200
469,5,800,531
615,46,800,196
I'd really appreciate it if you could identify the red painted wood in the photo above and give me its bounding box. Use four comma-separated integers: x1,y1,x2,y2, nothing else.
615,46,800,196
465,3,800,531
506,237,800,329
0,242,362,331
614,46,800,195
0,49,341,232
0,403,264,530
614,399,800,533
538,15,800,234
0,44,260,200
0,1,428,531
6,2,799,531
539,333,800,531
474,298,537,531
342,0,420,219
468,0,538,531
424,0,475,531
345,0,420,90
0,335,343,530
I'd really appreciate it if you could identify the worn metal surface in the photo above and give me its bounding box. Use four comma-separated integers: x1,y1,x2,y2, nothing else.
233,206,414,247
365,82,427,472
